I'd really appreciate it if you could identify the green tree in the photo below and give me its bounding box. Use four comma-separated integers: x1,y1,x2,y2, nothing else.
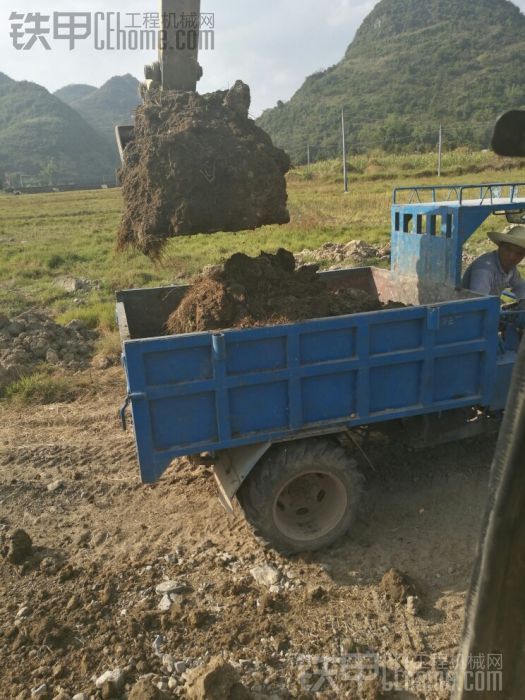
40,157,59,186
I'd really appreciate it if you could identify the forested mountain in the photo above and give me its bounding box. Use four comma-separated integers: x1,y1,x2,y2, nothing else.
257,0,525,163
54,84,97,105
0,76,117,186
57,75,140,146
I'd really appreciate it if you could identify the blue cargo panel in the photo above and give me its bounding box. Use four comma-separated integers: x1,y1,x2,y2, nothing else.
122,294,500,483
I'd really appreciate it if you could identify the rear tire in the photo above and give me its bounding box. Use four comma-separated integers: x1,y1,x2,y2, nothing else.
237,437,364,554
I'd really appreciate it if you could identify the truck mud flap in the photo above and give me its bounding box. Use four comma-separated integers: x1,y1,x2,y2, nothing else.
213,442,272,512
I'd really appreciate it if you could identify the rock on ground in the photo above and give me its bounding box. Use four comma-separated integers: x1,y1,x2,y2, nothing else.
118,81,290,257
250,565,281,588
4,529,33,565
96,668,126,700
185,657,253,700
128,677,170,700
406,595,423,616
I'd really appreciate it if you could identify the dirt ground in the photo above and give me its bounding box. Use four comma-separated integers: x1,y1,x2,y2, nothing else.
0,367,495,700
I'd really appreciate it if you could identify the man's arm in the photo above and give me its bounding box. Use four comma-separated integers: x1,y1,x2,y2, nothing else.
510,268,525,300
467,268,495,296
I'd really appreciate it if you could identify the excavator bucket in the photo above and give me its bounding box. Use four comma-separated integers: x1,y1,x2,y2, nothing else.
118,82,290,256
116,0,290,254
115,125,135,164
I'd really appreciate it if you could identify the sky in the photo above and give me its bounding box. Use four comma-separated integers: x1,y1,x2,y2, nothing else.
2,0,525,117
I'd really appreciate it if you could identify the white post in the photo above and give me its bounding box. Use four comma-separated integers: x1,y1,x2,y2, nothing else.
342,109,348,193
438,124,443,178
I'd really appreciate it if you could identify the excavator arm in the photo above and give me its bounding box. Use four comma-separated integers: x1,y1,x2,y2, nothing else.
116,0,203,161
144,0,203,92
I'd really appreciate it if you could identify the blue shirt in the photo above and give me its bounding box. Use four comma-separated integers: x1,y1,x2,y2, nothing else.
462,251,525,299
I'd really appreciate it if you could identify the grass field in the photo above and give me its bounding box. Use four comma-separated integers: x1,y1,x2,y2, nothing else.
1,148,524,332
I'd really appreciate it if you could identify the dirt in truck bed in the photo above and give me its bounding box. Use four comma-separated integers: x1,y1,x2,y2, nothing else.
118,81,290,258
0,371,495,699
167,248,401,334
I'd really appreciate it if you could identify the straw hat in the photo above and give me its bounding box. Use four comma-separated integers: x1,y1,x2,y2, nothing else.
488,224,525,251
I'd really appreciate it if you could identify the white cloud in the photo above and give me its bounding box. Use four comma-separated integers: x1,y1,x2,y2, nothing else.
325,0,378,27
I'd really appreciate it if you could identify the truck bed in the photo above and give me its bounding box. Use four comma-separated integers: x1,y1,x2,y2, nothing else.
117,267,500,483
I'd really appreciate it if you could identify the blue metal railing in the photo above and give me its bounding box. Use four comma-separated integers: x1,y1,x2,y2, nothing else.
393,182,525,206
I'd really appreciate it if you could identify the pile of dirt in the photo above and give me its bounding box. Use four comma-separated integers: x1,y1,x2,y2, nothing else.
295,240,483,273
118,81,290,257
166,249,395,334
0,312,97,389
295,240,391,267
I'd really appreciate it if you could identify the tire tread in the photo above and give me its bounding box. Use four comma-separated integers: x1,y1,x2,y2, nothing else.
238,437,363,553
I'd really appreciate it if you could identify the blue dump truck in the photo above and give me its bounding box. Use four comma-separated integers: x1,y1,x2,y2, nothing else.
117,182,525,553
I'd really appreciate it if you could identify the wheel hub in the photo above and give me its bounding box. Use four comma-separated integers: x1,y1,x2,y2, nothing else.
273,471,348,542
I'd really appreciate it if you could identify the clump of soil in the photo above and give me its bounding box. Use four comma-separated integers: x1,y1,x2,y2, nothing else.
380,568,416,604
3,529,32,565
128,678,169,700
118,81,290,257
167,248,397,334
30,617,71,648
185,657,252,700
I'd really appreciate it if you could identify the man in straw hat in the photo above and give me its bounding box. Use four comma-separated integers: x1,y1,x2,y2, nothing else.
463,224,525,306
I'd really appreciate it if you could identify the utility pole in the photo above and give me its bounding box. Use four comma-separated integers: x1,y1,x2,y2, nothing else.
342,108,348,193
307,143,311,172
438,124,443,178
